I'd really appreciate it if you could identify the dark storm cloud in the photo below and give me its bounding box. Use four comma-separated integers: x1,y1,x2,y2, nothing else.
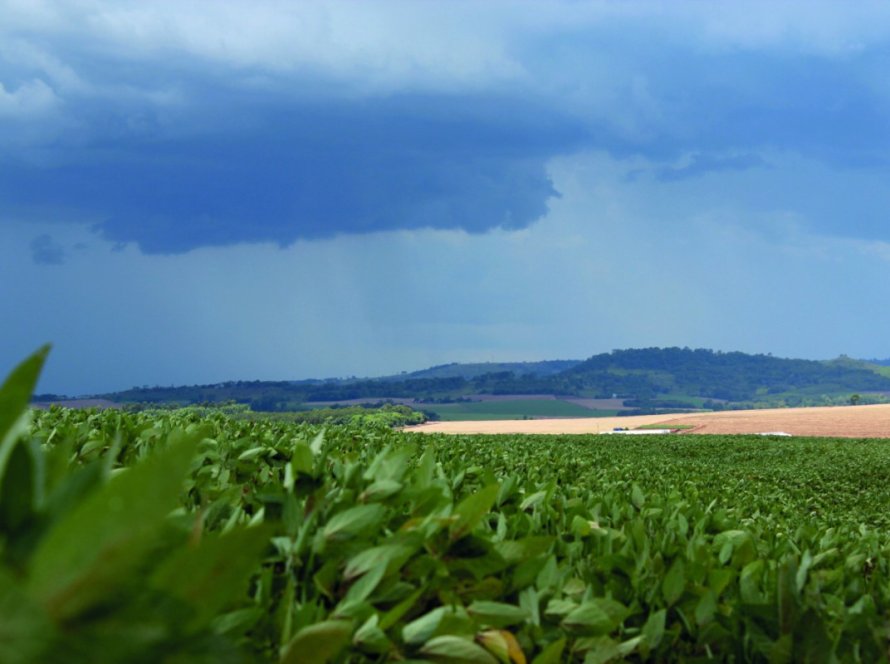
0,94,582,253
7,1,890,252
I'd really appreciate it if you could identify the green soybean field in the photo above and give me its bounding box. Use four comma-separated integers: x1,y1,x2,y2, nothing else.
2,348,890,662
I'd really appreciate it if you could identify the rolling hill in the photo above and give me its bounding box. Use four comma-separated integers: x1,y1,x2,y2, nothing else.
81,347,890,414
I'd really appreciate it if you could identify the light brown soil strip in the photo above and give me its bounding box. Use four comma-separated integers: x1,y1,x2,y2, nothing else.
406,414,689,435
659,403,890,438
406,403,890,438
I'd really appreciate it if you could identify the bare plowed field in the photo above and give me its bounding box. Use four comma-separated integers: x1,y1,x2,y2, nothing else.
408,403,890,437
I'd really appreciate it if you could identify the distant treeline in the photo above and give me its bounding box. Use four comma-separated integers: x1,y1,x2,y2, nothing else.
564,348,890,401
95,347,890,411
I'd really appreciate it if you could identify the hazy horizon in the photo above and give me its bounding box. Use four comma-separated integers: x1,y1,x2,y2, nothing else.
30,346,886,398
6,1,890,394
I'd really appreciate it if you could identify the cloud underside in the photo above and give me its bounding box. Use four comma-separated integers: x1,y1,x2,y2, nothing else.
6,3,890,255
0,97,575,253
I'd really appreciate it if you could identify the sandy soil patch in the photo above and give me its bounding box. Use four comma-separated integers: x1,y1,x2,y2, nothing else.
407,403,890,438
661,403,890,438
407,414,687,435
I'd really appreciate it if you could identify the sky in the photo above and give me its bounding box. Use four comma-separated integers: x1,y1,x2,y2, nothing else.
4,0,890,394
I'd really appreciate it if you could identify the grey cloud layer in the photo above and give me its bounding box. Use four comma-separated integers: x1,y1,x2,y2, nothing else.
5,1,890,252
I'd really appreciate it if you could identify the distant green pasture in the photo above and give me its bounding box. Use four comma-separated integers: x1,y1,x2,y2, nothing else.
867,364,890,379
428,399,617,421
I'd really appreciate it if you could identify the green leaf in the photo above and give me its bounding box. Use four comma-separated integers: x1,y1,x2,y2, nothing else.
494,537,553,564
451,483,499,540
212,606,263,637
379,587,423,631
796,549,813,593
0,345,49,449
309,430,325,455
718,540,733,565
291,442,314,476
531,638,565,664
561,599,627,635
631,484,645,510
150,525,272,630
27,436,199,620
41,462,104,531
340,561,386,606
360,479,403,502
519,490,547,512
323,504,386,542
364,445,413,483
280,620,352,664
571,515,594,538
707,568,735,597
582,636,619,664
0,439,36,534
344,542,416,580
415,448,436,488
353,614,391,654
0,348,50,535
662,558,686,606
519,587,540,627
641,608,666,650
363,445,391,481
418,635,499,664
475,630,511,664
237,446,267,461
740,560,765,604
694,590,717,626
617,636,643,658
467,600,529,628
403,606,472,645
495,475,517,506
0,569,53,664
544,599,577,618
403,607,449,645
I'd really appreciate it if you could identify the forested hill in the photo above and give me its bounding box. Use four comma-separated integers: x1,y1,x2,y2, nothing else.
561,348,890,401
378,360,581,381
89,347,890,410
